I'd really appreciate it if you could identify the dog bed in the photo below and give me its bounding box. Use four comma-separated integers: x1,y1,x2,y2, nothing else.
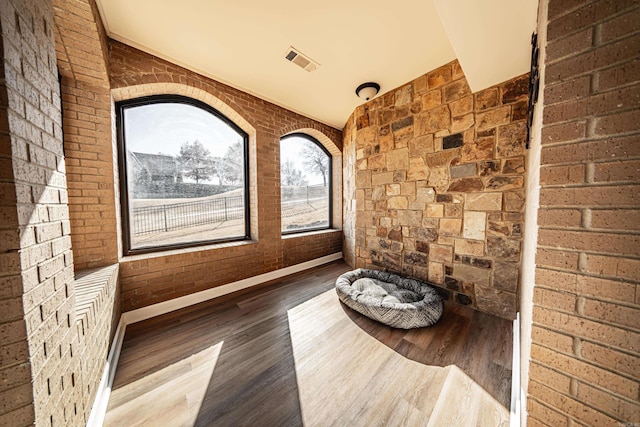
336,268,443,329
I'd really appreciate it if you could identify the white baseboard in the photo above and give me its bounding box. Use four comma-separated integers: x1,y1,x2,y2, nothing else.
510,312,521,427
87,252,342,426
122,252,343,325
86,317,126,427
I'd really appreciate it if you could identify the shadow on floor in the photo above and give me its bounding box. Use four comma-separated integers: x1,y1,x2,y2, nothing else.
105,263,347,426
338,298,513,408
104,261,511,425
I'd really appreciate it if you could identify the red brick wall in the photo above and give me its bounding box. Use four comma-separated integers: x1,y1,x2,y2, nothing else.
343,60,529,319
527,0,640,424
282,232,342,267
108,41,343,311
61,79,118,269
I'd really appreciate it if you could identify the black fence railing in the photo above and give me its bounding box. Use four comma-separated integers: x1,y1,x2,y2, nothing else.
131,185,328,236
281,185,328,218
281,184,328,205
131,196,244,235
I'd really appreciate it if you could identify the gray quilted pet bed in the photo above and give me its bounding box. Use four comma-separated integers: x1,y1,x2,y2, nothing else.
336,269,444,329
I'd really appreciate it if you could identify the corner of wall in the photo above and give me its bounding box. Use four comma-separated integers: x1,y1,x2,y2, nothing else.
519,1,548,424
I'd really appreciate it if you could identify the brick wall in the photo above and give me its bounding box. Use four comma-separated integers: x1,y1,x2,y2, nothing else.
52,0,119,270
343,60,529,319
108,41,343,311
527,0,640,425
0,0,81,425
60,78,117,269
0,3,34,423
74,264,120,421
282,231,342,267
0,0,122,425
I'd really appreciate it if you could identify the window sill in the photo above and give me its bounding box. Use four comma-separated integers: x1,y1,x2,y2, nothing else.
120,239,258,263
75,264,119,331
282,228,342,240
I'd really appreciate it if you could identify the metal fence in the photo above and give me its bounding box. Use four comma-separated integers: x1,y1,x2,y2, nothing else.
281,184,328,205
131,185,328,236
281,185,328,218
131,196,244,235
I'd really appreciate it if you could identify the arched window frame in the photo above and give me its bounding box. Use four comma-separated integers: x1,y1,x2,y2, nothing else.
116,94,250,255
280,133,333,235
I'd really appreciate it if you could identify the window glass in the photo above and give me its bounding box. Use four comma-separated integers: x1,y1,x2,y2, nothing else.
117,96,249,254
280,134,331,233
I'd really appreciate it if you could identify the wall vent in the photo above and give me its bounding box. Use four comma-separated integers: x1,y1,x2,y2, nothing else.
284,47,319,72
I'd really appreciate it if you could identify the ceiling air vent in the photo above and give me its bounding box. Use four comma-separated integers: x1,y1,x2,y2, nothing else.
284,47,319,72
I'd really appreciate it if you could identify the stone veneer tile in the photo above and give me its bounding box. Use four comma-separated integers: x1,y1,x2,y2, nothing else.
397,210,423,226
455,238,485,256
429,244,453,263
504,191,525,212
487,237,520,261
452,263,491,286
493,261,519,292
428,167,449,190
461,138,494,162
386,148,409,170
443,133,464,149
497,122,526,158
400,182,416,196
426,204,444,217
503,157,525,174
388,197,408,209
409,134,434,156
448,178,484,192
445,204,463,217
487,176,524,190
451,96,474,116
475,285,516,319
463,211,487,240
450,163,477,178
428,262,444,284
386,184,400,196
451,113,475,133
480,160,501,176
466,193,502,211
372,172,394,186
440,218,462,236
408,157,428,180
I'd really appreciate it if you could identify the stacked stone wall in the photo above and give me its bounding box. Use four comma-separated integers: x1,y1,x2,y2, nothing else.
344,60,529,319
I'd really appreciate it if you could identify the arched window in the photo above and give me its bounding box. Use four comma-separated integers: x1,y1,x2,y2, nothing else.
116,95,249,254
280,133,332,234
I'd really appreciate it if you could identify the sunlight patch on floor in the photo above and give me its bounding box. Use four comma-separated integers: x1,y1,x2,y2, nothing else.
104,342,223,427
287,290,509,427
428,365,509,427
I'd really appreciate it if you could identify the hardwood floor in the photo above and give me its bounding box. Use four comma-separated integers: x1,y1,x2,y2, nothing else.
104,261,512,426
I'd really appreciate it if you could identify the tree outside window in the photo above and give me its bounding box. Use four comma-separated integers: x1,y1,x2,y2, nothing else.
117,95,249,254
280,134,331,233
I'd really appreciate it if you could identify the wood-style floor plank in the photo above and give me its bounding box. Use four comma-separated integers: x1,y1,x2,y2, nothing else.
104,260,512,426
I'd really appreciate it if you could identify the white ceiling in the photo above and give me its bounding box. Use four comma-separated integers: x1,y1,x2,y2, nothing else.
96,0,538,129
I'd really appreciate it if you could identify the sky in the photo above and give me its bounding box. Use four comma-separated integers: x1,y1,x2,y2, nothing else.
124,102,241,157
125,102,327,186
280,135,326,186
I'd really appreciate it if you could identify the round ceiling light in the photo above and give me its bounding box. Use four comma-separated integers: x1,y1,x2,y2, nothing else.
355,82,380,101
